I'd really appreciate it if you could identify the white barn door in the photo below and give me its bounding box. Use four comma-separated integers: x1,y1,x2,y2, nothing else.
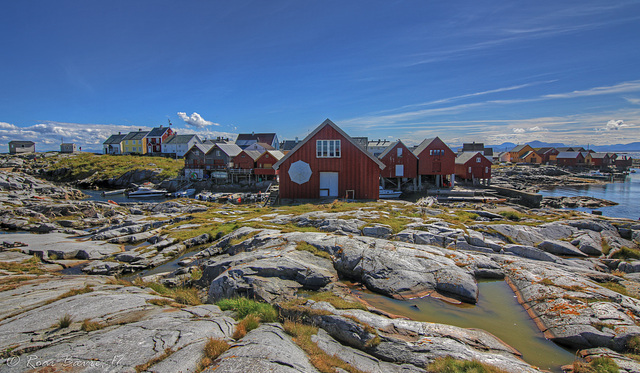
319,172,339,197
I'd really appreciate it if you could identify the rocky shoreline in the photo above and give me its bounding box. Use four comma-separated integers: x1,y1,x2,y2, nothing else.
2,162,640,372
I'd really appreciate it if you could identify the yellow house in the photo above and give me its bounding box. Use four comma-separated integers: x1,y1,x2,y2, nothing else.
508,144,534,163
122,131,149,155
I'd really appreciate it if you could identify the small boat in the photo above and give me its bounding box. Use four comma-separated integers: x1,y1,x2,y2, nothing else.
101,189,126,196
127,187,168,198
172,188,196,198
379,187,402,199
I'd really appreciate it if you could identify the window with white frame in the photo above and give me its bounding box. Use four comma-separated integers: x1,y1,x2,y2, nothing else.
476,157,481,163
468,167,471,173
316,140,341,158
397,147,402,157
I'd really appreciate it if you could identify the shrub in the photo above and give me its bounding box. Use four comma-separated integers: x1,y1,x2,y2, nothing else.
203,338,229,360
57,314,73,328
191,268,203,281
216,297,277,322
499,211,522,221
233,314,261,340
172,287,202,306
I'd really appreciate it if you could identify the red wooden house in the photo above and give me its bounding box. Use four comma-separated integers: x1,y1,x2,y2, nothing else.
233,150,262,170
378,140,418,190
455,152,492,185
413,137,456,188
146,126,175,155
273,119,385,200
556,152,585,167
255,150,284,179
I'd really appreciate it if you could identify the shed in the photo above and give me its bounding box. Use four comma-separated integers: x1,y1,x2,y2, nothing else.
273,119,385,200
556,151,585,167
9,141,35,154
60,143,77,153
255,150,284,178
233,150,262,170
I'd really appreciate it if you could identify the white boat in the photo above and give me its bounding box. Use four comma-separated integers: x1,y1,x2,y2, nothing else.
127,187,168,198
173,188,196,198
379,186,402,199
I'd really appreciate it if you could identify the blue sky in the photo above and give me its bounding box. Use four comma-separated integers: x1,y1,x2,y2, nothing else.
2,0,640,151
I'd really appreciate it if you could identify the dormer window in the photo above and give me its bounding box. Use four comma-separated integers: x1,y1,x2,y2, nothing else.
316,140,341,158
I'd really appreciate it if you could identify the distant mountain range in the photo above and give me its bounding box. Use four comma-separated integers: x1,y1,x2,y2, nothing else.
456,141,640,153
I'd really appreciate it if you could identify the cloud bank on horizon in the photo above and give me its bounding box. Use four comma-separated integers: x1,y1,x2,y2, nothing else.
0,121,237,152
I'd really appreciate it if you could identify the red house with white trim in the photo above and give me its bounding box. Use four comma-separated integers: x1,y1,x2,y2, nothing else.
255,150,284,178
273,119,385,200
413,137,456,188
455,152,492,185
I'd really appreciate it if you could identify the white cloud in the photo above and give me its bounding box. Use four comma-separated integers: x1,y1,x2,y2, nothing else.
177,112,218,128
625,97,640,105
0,122,18,130
529,126,546,132
598,119,630,131
512,128,526,133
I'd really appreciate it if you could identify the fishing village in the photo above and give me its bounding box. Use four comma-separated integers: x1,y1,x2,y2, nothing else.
1,118,640,373
3,2,640,373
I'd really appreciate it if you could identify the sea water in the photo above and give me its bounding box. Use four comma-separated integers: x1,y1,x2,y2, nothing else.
540,166,640,220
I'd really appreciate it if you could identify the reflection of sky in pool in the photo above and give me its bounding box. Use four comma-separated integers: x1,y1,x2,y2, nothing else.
351,280,575,373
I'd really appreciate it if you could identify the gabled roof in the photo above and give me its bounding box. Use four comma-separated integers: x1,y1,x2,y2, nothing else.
186,143,215,155
236,133,277,145
556,151,583,159
588,152,609,159
164,134,201,145
455,152,487,164
146,126,172,137
237,150,262,161
535,147,555,155
510,144,530,153
262,150,284,160
280,140,301,151
412,137,453,157
521,151,537,159
210,143,242,157
273,119,385,170
103,134,126,144
123,131,149,141
377,140,418,160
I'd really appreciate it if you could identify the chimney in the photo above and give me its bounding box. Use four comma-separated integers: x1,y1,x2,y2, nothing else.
118,132,121,135
295,137,298,143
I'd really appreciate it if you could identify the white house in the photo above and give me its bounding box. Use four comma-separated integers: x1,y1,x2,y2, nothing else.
162,134,202,158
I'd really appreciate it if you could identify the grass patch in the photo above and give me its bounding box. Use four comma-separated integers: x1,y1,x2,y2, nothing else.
592,322,616,332
602,238,612,256
499,211,522,221
0,256,43,275
203,337,229,360
283,320,367,373
233,314,261,339
46,153,183,182
572,357,619,373
105,277,133,286
134,279,202,305
191,268,203,281
81,319,105,332
0,276,32,292
600,281,630,297
135,348,174,373
611,246,640,260
300,291,368,311
56,313,73,329
215,297,277,322
295,242,331,260
426,356,509,373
